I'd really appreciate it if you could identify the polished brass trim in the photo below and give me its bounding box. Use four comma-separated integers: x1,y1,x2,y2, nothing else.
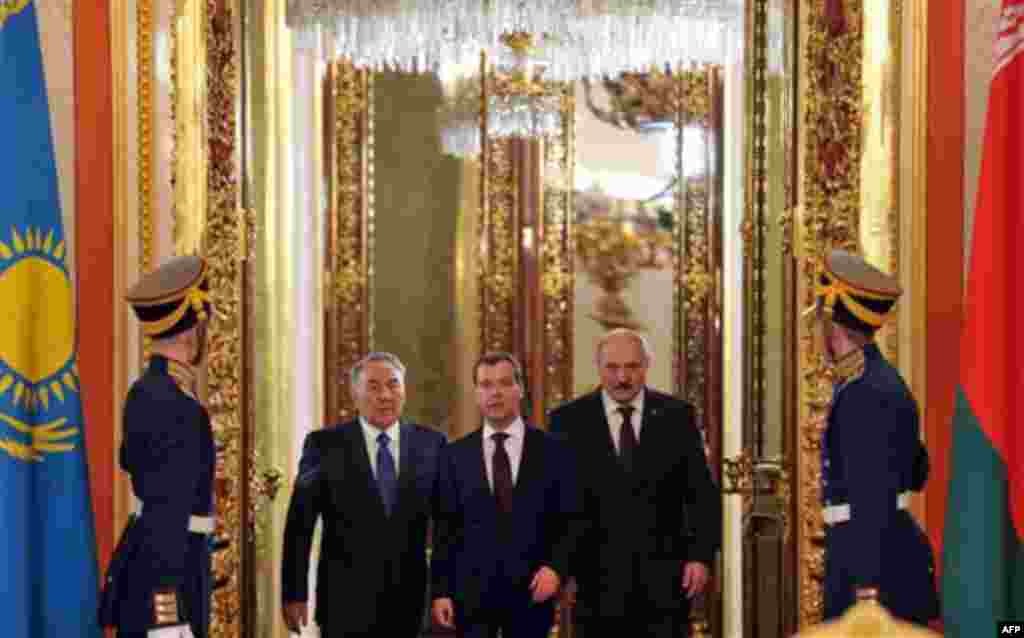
138,0,153,275
902,0,928,524
746,0,769,473
137,0,154,365
887,0,903,368
111,0,133,546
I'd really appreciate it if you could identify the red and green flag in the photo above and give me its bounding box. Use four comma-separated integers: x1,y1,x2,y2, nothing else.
942,1,1024,634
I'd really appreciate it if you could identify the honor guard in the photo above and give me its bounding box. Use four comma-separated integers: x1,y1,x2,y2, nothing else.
104,256,217,638
813,249,939,625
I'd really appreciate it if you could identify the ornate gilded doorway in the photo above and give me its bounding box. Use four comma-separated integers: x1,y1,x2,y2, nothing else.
314,58,731,638
146,0,925,636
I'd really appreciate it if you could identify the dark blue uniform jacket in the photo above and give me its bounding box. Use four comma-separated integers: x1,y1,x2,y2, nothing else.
821,343,939,624
115,356,216,637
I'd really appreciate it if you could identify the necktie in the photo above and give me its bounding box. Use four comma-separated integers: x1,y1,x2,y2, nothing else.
377,432,397,516
617,405,636,472
491,432,513,514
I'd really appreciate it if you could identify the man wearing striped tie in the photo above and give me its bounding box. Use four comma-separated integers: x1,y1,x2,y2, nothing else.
431,352,580,638
281,352,447,637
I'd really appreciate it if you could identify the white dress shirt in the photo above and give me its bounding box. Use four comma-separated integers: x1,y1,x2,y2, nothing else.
482,417,525,489
602,388,644,452
360,417,400,477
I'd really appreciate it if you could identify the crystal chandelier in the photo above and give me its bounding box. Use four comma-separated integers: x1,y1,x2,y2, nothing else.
436,61,483,158
286,1,744,81
435,34,567,158
486,32,565,140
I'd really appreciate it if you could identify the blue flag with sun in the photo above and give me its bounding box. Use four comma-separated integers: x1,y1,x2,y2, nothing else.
1,3,101,637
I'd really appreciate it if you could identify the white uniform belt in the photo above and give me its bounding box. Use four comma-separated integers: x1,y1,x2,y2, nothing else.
133,494,215,535
822,491,911,525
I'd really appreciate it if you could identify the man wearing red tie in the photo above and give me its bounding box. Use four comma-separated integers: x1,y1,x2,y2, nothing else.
431,352,580,638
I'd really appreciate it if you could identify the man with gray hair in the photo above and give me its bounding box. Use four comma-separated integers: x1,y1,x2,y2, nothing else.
281,352,447,637
548,328,721,638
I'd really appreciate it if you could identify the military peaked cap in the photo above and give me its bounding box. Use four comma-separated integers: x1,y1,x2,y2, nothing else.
126,255,212,339
814,249,902,335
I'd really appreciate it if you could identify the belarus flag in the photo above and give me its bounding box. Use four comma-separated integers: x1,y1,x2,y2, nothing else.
942,1,1024,635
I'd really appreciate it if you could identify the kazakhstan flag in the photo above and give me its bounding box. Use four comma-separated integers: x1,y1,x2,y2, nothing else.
1,3,101,637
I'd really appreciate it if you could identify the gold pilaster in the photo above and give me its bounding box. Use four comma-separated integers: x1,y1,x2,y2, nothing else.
324,62,372,422
172,0,208,256
204,0,243,635
480,90,519,356
901,0,928,525
859,0,901,366
111,0,134,548
453,159,482,440
540,86,575,411
249,3,295,635
797,0,865,627
138,0,153,277
137,0,154,367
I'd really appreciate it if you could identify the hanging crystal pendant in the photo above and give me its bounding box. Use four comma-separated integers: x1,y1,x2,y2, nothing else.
486,32,565,140
286,0,745,80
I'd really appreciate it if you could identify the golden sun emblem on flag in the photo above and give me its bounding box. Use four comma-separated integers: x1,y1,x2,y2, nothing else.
0,226,80,462
0,1,32,30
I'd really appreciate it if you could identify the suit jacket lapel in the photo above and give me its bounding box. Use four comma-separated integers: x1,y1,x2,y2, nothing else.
587,391,619,465
513,425,542,504
343,420,387,519
395,422,417,514
462,429,489,495
636,389,663,475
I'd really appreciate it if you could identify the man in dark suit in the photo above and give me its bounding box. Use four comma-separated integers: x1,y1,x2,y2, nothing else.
431,352,579,638
280,352,446,637
547,328,721,638
813,250,938,624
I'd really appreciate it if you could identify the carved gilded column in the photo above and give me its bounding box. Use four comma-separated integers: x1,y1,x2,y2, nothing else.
137,0,155,368
204,0,244,635
324,62,373,422
540,85,575,412
138,0,154,278
479,134,519,356
673,70,714,432
796,0,864,627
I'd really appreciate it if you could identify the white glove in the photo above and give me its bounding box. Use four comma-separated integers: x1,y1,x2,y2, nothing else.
148,625,195,638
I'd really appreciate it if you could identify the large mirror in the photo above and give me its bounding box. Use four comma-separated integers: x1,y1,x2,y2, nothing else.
303,3,788,638
315,55,745,638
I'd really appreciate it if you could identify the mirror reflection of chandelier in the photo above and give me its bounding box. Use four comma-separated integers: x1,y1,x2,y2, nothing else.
286,0,743,81
436,62,483,158
434,34,568,158
487,33,564,140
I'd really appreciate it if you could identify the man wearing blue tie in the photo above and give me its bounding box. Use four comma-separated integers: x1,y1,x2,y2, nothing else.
281,352,446,637
431,352,580,638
